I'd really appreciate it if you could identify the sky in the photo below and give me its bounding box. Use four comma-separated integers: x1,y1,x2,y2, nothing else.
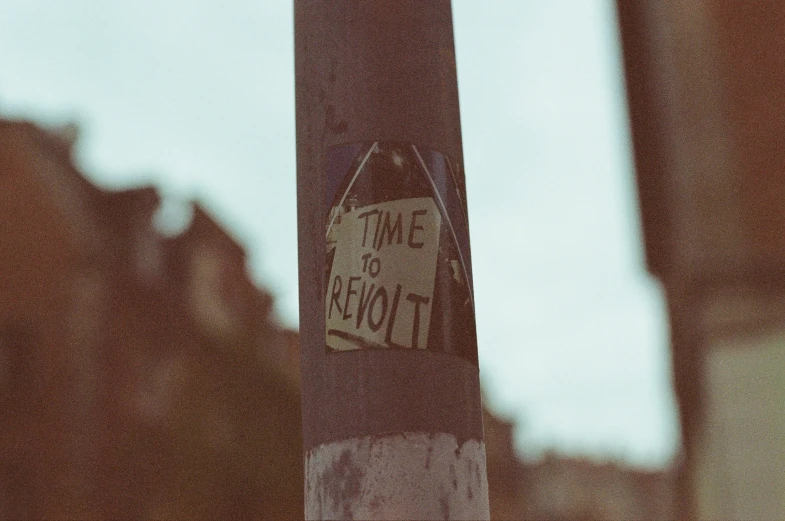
0,0,680,468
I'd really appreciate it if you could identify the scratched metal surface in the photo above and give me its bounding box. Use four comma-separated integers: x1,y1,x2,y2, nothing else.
306,433,489,520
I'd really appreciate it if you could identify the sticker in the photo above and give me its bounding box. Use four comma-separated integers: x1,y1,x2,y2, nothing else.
325,142,478,364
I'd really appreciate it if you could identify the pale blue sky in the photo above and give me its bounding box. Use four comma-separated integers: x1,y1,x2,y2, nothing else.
0,0,679,468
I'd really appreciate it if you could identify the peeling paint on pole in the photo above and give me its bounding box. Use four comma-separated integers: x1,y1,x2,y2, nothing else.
305,433,489,520
295,2,489,519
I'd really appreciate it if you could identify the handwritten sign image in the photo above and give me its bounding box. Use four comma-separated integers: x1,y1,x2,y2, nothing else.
324,141,479,364
325,197,441,352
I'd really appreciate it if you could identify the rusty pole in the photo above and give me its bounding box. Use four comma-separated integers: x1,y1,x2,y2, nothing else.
295,1,489,519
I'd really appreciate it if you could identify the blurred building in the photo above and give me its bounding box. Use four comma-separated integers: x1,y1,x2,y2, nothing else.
617,2,785,517
0,120,302,520
484,409,675,521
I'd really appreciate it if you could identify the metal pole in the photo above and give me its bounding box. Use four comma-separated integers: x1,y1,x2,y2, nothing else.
295,1,489,519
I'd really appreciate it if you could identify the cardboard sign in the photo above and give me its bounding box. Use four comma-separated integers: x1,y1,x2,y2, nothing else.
326,197,441,351
324,141,478,364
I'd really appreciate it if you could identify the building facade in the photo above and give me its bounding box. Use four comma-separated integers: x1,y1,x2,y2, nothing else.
0,120,302,519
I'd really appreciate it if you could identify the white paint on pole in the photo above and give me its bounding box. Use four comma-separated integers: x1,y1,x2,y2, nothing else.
305,432,489,520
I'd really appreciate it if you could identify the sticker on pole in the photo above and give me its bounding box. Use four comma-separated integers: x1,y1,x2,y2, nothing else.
325,142,478,364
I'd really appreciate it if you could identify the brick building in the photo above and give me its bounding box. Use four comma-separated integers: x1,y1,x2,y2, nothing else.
0,120,302,519
484,408,676,521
